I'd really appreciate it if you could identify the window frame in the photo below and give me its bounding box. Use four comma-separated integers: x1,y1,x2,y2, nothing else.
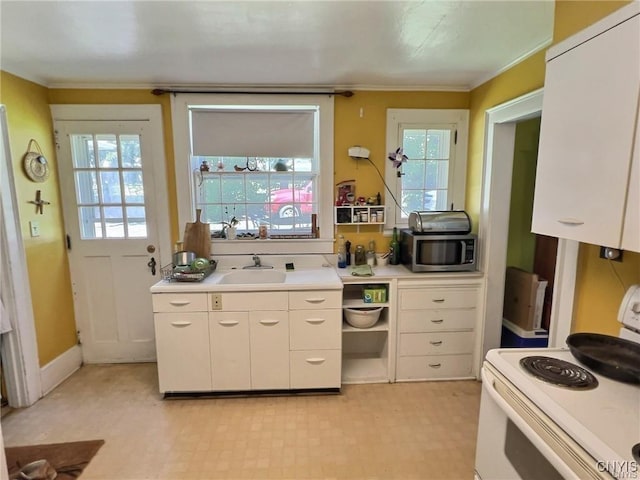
171,93,335,255
385,109,469,229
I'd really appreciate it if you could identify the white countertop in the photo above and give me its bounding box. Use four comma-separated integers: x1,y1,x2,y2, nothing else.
150,254,484,293
151,254,343,293
336,263,484,282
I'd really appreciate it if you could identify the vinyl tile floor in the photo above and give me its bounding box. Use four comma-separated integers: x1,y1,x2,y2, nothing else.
2,363,481,480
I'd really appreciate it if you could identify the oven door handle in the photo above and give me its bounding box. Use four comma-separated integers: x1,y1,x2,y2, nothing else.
480,368,590,480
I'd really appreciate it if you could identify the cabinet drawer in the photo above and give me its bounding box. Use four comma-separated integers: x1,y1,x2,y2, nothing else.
396,354,473,380
152,293,208,313
290,309,341,350
213,291,287,311
399,331,475,356
290,350,341,389
399,288,477,310
289,290,342,310
399,309,476,333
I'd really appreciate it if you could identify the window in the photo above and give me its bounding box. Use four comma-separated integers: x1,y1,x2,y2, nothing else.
172,94,334,254
385,109,469,226
69,133,147,239
190,106,318,236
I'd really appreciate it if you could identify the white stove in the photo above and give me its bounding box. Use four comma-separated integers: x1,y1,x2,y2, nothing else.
475,286,640,480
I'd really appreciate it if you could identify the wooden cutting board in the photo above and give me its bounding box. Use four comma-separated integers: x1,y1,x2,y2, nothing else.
182,209,211,259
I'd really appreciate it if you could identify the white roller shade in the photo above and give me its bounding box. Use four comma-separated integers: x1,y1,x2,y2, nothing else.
191,109,315,157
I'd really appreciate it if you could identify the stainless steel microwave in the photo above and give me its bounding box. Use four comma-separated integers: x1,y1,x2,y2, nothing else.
400,230,477,272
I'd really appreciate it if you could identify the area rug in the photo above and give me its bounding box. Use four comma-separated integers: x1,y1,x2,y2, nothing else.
5,439,104,479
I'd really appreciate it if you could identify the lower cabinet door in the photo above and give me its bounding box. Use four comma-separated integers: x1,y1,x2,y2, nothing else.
210,312,251,391
249,311,290,390
290,350,341,389
154,312,211,393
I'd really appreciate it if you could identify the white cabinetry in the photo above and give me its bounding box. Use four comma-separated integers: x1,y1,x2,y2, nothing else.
210,312,250,391
250,311,290,390
152,288,342,394
152,293,211,393
341,281,395,384
532,6,640,250
396,282,480,381
289,290,342,389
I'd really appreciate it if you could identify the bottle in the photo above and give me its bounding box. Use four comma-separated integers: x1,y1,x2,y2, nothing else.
337,235,347,268
345,240,352,266
354,245,366,265
376,192,381,205
366,240,377,266
389,227,400,265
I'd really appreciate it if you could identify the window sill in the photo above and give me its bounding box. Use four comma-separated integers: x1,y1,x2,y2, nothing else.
210,238,333,255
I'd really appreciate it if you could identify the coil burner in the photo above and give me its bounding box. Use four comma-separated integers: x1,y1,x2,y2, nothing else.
520,356,599,390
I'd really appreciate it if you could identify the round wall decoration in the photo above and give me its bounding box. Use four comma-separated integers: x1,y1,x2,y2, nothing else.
23,139,50,183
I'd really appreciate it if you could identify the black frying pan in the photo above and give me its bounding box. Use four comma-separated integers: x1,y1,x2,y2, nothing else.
566,333,640,384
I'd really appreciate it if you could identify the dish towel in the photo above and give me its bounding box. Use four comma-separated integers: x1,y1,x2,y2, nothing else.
351,265,373,276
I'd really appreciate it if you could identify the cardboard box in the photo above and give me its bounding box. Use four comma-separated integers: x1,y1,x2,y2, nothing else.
501,319,549,348
503,267,548,331
363,286,387,303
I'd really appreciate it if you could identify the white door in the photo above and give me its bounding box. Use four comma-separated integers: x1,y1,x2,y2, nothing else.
56,120,162,363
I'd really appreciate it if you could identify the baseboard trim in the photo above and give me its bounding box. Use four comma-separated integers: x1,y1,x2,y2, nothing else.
40,345,82,396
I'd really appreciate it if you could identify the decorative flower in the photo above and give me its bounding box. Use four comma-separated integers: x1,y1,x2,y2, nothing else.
388,147,408,168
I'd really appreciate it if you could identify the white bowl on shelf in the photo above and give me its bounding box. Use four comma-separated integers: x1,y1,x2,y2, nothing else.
344,306,383,329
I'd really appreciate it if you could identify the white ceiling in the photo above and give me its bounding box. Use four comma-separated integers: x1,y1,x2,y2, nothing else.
0,1,554,91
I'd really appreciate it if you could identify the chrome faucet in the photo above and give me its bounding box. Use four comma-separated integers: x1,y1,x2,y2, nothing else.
242,254,273,269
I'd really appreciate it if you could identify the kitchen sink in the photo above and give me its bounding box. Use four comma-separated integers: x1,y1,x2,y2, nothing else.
218,270,287,284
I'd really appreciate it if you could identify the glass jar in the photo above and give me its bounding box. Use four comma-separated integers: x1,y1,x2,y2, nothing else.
354,245,366,265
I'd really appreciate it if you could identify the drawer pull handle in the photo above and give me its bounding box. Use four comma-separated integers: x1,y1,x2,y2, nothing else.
306,318,325,324
170,321,192,327
259,319,279,326
432,298,445,303
558,218,585,226
219,320,240,326
431,319,444,324
304,298,326,304
305,358,326,364
428,363,442,368
430,340,443,346
169,300,191,306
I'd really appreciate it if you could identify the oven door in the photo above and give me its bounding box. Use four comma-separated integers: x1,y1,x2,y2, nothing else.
475,363,609,480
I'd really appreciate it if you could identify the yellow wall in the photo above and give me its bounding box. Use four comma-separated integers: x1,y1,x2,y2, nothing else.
468,0,639,336
2,0,638,365
0,72,76,365
553,0,640,335
333,90,469,250
506,117,541,272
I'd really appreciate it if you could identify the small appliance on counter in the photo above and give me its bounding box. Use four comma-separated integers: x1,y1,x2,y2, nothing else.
401,210,477,272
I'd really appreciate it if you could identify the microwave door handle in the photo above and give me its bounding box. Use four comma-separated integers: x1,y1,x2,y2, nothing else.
460,241,466,263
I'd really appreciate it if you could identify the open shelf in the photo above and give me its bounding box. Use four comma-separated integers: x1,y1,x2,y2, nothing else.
335,205,386,225
342,317,389,333
341,354,389,384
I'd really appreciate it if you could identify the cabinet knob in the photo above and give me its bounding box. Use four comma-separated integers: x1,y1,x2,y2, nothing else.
432,298,445,303
557,218,585,226
428,363,442,368
430,340,443,346
170,321,192,327
431,319,444,324
169,300,191,306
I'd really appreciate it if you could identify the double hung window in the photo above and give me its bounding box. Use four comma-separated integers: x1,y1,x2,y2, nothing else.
172,94,334,252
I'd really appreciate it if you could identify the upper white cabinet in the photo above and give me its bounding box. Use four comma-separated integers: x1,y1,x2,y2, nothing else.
532,5,640,250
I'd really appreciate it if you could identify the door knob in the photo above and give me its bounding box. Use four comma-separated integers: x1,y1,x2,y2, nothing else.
146,245,156,253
